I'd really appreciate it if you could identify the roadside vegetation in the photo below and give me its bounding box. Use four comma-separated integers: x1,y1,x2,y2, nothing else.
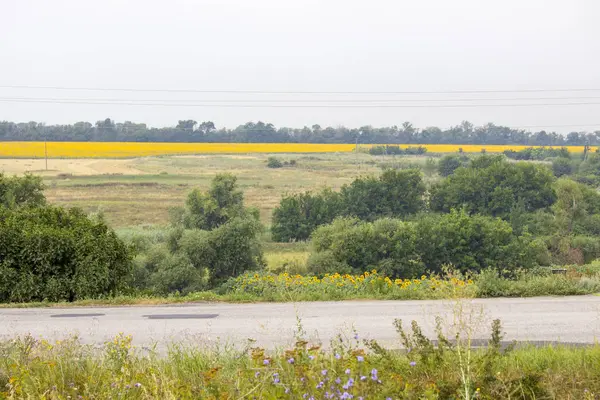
4,149,600,305
2,316,600,399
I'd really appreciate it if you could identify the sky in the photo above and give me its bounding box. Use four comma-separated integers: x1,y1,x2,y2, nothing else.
1,0,600,133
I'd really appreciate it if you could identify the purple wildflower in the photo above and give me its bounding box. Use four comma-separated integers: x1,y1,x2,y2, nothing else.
341,392,353,399
335,353,341,360
316,381,324,389
255,371,260,378
360,376,367,381
371,368,378,380
322,369,328,376
409,361,417,367
335,377,342,384
263,359,270,365
288,357,295,364
285,388,290,394
347,378,354,387
309,355,315,361
354,333,359,340
345,368,351,375
134,383,142,388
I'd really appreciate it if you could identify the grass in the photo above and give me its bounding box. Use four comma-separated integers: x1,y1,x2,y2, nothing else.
1,317,600,399
1,269,599,309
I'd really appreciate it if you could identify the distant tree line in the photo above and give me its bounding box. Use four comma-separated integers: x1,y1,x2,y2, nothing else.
1,119,600,145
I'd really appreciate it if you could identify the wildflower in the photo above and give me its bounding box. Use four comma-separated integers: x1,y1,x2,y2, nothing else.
322,369,328,376
347,378,354,387
134,383,142,388
371,368,379,380
357,355,364,362
354,333,359,340
360,376,367,381
303,394,308,399
263,359,270,365
335,353,341,360
273,372,280,384
309,355,315,361
335,377,342,384
255,371,260,378
288,357,295,364
316,381,324,389
345,368,351,375
341,392,353,399
301,377,306,382
409,361,417,367
285,388,290,394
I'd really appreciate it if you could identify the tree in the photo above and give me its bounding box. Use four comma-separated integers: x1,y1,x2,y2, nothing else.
0,173,45,209
341,169,425,221
179,174,252,230
0,205,131,303
430,156,556,218
176,120,197,130
271,189,344,242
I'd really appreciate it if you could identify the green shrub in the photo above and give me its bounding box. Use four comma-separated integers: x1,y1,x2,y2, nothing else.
0,173,46,209
0,206,132,303
437,154,463,177
552,158,573,177
306,251,352,276
430,155,556,218
180,174,253,230
271,189,343,242
266,157,283,168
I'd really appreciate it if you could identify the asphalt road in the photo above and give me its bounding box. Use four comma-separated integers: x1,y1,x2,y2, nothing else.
2,296,600,350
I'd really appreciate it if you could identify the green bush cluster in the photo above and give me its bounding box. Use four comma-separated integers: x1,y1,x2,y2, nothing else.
308,210,535,277
0,206,131,302
368,145,427,155
272,169,425,241
503,146,570,160
133,174,265,294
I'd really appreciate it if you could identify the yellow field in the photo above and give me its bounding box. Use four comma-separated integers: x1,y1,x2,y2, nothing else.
0,142,593,158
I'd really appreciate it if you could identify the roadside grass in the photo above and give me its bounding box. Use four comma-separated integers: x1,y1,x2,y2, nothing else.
1,318,600,399
2,269,599,309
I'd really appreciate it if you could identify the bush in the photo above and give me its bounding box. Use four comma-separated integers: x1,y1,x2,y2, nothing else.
179,174,255,230
437,154,463,177
430,155,556,218
306,251,352,276
0,173,46,208
369,145,427,156
310,210,533,278
266,157,283,168
504,147,570,161
552,157,573,177
341,169,425,221
0,206,132,303
271,169,425,242
271,188,343,242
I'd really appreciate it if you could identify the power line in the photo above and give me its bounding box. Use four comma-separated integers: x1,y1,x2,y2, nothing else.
3,96,600,103
2,85,600,95
2,97,600,108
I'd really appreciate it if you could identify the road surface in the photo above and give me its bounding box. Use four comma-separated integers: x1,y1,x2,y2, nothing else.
2,296,600,350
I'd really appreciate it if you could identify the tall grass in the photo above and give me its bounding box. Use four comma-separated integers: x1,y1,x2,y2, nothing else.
1,319,600,399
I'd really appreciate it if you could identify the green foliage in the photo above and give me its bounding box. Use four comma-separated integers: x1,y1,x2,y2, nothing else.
368,145,427,155
271,188,343,242
0,173,46,209
310,210,532,277
266,156,283,168
0,205,131,303
272,169,425,242
179,174,251,230
504,146,570,160
437,154,464,177
430,155,556,218
341,169,425,221
552,157,573,177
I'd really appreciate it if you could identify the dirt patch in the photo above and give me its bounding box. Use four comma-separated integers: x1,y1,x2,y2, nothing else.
0,159,144,176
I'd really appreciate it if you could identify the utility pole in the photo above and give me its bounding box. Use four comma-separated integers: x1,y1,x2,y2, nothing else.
45,135,48,171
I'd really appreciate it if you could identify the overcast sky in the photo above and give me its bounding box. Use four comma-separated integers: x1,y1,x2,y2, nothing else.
2,0,600,132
